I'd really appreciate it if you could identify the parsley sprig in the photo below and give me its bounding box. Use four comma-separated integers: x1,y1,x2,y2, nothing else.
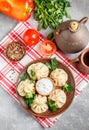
47,100,58,112
63,84,74,92
45,57,58,70
20,74,28,81
25,94,36,108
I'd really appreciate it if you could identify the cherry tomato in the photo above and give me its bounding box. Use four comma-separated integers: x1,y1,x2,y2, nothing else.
40,40,57,56
23,29,40,46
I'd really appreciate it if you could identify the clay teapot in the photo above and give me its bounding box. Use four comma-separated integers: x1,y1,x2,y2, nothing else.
54,17,89,53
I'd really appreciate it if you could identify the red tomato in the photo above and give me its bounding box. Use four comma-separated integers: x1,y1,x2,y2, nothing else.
23,29,40,46
40,40,57,56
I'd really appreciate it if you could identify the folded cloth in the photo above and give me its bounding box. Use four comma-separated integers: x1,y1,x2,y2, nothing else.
0,22,89,128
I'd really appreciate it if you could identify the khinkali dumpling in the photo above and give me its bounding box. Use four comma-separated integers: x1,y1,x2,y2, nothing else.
17,81,26,96
27,64,36,73
27,62,49,80
31,95,48,113
48,89,66,108
17,79,35,96
50,68,68,86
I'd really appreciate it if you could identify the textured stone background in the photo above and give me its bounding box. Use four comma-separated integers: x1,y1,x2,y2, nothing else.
0,0,89,130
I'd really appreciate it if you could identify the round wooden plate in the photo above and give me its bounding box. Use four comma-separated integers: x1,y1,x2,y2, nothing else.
16,59,75,118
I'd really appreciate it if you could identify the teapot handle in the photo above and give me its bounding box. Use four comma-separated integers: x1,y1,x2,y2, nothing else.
70,57,79,64
79,17,88,24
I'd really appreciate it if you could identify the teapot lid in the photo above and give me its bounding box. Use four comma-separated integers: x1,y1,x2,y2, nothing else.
55,17,89,42
59,20,81,42
69,21,79,32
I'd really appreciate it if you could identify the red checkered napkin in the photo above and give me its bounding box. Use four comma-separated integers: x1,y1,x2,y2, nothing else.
0,22,89,128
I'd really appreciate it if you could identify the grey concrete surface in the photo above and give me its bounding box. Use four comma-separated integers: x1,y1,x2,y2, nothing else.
0,0,89,130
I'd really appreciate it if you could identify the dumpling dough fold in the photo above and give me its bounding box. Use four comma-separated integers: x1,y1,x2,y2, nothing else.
48,89,66,108
50,68,68,86
31,95,48,113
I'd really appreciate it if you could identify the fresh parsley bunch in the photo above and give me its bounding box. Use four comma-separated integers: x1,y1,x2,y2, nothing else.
34,0,71,30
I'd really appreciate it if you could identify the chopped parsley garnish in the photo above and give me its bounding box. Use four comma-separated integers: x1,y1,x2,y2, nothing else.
45,57,58,70
30,70,37,80
63,84,74,92
20,74,28,81
47,100,58,112
30,79,35,84
51,57,58,70
25,94,36,108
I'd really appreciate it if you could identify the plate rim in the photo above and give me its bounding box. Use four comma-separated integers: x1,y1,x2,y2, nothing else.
16,58,75,118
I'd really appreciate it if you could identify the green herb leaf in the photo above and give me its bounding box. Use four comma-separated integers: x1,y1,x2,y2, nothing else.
24,99,29,105
20,74,28,81
47,32,54,40
25,93,33,99
64,8,71,18
30,70,35,76
63,84,74,92
30,79,35,84
47,100,58,112
51,57,58,70
45,57,58,70
45,62,52,69
37,21,43,31
47,100,55,106
29,103,33,108
50,105,58,112
30,70,36,80
25,94,36,108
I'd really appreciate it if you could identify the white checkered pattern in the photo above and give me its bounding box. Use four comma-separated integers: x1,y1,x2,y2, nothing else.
0,22,89,128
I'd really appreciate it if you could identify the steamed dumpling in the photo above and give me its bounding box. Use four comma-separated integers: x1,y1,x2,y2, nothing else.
27,64,36,72
31,95,48,113
35,62,49,80
17,81,26,96
23,79,35,93
50,68,68,86
27,62,49,80
48,89,66,108
33,94,47,104
32,104,48,114
17,79,35,96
